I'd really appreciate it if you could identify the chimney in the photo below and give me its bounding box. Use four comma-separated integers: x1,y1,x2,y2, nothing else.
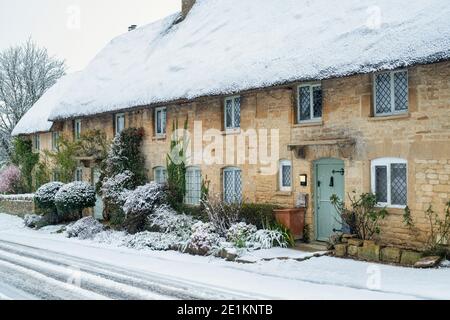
181,0,196,20
128,25,137,32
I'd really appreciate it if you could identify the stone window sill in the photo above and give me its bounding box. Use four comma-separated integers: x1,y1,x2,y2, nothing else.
275,191,293,197
222,128,241,135
368,113,410,122
293,120,323,128
153,134,167,141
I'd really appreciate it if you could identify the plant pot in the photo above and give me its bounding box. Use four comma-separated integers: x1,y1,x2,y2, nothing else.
274,208,305,240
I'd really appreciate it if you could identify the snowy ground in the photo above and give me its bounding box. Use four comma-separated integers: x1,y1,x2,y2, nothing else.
0,213,449,300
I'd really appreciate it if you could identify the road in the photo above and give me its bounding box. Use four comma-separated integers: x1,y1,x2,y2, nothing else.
0,240,258,300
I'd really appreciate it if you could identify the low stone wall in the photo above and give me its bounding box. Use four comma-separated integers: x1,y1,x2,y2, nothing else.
334,239,433,267
0,195,35,217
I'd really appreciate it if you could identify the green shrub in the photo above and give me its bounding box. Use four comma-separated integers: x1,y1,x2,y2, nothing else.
239,203,280,229
55,182,96,221
270,221,295,248
10,137,39,193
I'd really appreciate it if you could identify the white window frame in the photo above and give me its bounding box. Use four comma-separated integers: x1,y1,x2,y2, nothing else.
33,134,41,152
153,166,168,185
115,113,125,136
74,119,82,140
279,160,292,192
224,95,241,131
371,157,408,209
373,70,409,117
155,107,167,136
75,167,83,182
52,131,59,151
223,167,242,204
297,83,322,123
185,166,202,206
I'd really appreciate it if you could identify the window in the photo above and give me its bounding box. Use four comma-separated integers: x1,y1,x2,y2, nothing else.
374,70,408,116
185,167,202,205
224,96,241,130
154,167,168,184
33,134,40,151
74,119,82,140
371,158,408,207
279,160,292,191
115,113,125,136
52,131,60,151
155,107,167,136
223,167,242,204
52,171,60,182
75,168,83,182
297,84,322,123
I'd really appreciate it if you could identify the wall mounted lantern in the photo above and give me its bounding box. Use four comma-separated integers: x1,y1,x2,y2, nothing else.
300,174,308,187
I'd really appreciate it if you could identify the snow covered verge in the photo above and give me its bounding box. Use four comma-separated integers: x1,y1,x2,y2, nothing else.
1,213,450,300
24,205,290,261
0,194,34,201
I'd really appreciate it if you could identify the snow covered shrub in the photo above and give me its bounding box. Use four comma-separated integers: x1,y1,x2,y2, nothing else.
202,197,241,236
249,229,289,250
66,217,105,240
148,205,197,239
0,165,21,194
24,214,43,229
122,182,166,233
226,222,257,248
55,182,96,221
125,231,183,251
34,182,64,210
186,222,222,256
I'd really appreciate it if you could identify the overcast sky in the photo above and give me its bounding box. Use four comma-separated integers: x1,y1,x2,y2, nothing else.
0,0,180,71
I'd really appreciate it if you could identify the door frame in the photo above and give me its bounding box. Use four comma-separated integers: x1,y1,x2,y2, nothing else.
314,158,345,241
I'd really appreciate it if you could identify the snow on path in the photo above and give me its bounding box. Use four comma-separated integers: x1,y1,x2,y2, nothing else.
0,213,447,300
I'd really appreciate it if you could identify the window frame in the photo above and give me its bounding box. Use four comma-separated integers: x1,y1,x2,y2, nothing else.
155,107,167,137
75,167,83,182
153,166,168,185
185,166,202,206
224,95,241,131
115,113,125,136
223,167,242,204
279,160,292,192
373,70,409,117
52,131,60,151
74,119,82,141
297,83,323,123
371,157,408,209
33,134,41,152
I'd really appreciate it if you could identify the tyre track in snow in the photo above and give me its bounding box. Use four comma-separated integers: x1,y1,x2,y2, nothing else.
0,240,260,300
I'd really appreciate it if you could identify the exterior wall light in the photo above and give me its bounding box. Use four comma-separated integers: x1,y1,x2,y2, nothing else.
300,174,308,187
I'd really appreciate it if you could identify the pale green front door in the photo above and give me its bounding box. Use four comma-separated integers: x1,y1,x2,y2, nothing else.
315,159,345,241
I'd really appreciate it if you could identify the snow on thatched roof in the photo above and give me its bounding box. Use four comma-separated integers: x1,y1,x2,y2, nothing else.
12,73,80,135
49,0,450,120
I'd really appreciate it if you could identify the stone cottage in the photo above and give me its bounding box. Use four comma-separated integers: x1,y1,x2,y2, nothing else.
15,0,450,248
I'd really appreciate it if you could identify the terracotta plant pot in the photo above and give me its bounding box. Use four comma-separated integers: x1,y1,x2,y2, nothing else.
274,208,306,240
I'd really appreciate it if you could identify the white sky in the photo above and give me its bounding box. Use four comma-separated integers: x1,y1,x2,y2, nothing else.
0,0,180,71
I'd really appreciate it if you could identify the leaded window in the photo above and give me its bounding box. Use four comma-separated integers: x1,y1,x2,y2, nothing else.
374,70,408,116
154,167,168,184
185,167,202,206
75,168,83,182
33,134,40,152
115,113,125,136
74,119,82,141
371,158,408,207
155,107,167,136
298,84,322,122
223,167,242,204
279,160,292,191
52,131,60,151
224,96,241,130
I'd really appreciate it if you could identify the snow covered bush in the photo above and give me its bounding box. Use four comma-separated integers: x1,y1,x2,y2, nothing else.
34,182,64,210
101,170,134,206
202,197,241,236
0,165,21,194
248,229,289,250
186,222,223,256
125,231,183,251
24,214,43,229
148,205,197,239
226,222,257,248
66,217,105,240
122,182,166,233
54,182,96,221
